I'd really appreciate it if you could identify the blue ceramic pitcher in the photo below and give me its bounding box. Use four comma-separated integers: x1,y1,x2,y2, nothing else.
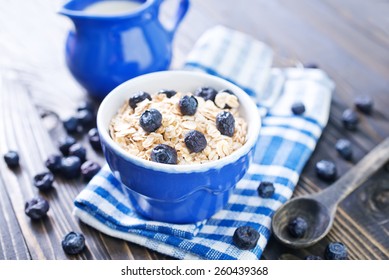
59,0,190,99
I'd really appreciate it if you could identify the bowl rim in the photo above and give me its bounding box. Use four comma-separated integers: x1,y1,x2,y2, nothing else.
97,70,261,173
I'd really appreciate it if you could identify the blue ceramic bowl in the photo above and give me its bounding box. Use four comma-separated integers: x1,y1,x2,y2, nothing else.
97,71,261,223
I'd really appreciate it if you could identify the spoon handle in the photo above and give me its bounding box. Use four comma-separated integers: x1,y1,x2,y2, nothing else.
313,137,389,211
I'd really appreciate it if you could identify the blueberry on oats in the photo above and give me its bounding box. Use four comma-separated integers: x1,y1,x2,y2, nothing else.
179,95,198,116
158,89,177,98
129,91,151,109
184,130,207,153
216,111,235,137
194,86,218,101
151,144,178,164
140,109,162,132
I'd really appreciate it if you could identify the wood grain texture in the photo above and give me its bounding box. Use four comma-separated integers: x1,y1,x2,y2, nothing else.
0,0,388,260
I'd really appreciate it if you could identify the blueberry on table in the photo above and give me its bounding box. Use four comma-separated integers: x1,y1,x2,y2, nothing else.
25,197,49,220
287,216,308,238
335,138,353,160
4,150,20,168
179,95,198,116
354,95,373,114
58,135,77,156
68,143,87,162
184,130,207,153
139,109,162,132
63,116,80,134
342,109,359,130
216,111,235,137
305,255,322,260
194,86,218,101
88,128,102,151
45,154,63,174
80,160,101,182
33,171,54,192
232,226,260,250
257,181,275,198
60,156,81,179
158,89,177,98
315,160,337,181
150,144,178,164
62,232,86,255
325,242,348,260
76,109,95,129
129,91,151,109
291,101,306,115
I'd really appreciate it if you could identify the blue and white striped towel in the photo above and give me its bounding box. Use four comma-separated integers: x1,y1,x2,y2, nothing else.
74,25,334,260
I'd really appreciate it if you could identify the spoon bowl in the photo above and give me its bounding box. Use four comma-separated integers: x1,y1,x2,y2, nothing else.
272,197,332,248
271,137,389,248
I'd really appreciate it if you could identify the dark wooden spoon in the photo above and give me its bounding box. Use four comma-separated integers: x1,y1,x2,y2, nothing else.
271,137,389,248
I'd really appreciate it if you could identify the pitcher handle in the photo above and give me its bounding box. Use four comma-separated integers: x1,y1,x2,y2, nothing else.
159,0,190,39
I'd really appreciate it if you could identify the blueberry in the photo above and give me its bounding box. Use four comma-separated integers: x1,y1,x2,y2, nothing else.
62,232,86,255
25,197,49,220
257,181,275,198
58,136,77,156
139,109,162,132
232,226,260,250
63,116,80,134
291,102,306,115
216,111,235,137
60,156,81,179
179,95,198,116
33,171,54,192
150,144,178,164
76,109,95,129
68,143,87,162
287,216,308,238
194,86,218,101
77,101,95,113
88,128,102,151
129,91,151,109
215,89,236,109
354,95,373,114
303,63,319,69
184,130,207,153
342,109,359,130
305,255,322,260
80,160,101,182
325,242,348,260
4,150,19,168
335,139,353,160
45,154,63,174
158,89,177,98
315,160,337,181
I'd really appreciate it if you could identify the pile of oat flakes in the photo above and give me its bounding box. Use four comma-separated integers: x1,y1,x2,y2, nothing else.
109,89,248,164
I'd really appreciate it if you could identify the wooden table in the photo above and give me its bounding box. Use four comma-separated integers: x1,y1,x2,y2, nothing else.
0,0,388,260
